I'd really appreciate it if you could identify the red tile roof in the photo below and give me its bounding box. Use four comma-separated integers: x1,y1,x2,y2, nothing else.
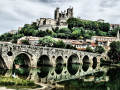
72,42,82,45
77,48,86,51
91,43,98,46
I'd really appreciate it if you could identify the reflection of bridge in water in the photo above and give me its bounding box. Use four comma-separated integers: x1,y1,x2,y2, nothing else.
2,63,108,85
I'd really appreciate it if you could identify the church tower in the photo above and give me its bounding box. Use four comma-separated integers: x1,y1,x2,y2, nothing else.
67,6,73,18
54,7,59,21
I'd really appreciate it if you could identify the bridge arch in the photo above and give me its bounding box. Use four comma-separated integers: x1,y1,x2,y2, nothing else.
68,54,79,64
13,53,31,68
55,56,64,74
67,64,80,75
12,68,30,80
56,56,63,65
37,55,50,66
82,55,89,63
82,63,90,72
55,64,64,74
37,66,51,78
82,55,90,72
92,57,97,69
0,55,7,69
67,54,80,75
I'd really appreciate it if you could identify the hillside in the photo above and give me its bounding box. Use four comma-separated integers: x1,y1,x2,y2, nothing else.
0,18,119,43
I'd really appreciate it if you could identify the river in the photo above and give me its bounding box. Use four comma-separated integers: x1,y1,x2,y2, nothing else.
0,63,120,90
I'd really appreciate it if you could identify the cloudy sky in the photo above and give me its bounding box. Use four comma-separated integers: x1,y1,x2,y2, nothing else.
0,0,120,35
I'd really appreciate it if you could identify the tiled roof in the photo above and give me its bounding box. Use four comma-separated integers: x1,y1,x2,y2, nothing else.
77,48,86,51
91,43,98,46
72,42,82,45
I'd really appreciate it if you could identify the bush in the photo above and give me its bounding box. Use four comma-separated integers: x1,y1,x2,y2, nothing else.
86,47,93,52
95,46,105,54
38,36,57,47
54,40,65,48
22,40,30,45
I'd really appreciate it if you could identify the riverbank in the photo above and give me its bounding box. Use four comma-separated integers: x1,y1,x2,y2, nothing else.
0,75,41,89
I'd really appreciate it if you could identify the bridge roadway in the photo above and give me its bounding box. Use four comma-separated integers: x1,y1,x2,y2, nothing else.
0,43,107,69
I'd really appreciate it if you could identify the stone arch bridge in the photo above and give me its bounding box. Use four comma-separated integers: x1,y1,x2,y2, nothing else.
0,43,107,69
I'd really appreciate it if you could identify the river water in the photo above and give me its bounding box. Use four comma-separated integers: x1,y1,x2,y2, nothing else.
0,63,120,90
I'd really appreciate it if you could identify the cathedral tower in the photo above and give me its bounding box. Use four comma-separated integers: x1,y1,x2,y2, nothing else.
54,7,59,21
67,6,73,18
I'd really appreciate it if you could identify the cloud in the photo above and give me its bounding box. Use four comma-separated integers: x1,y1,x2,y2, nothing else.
0,0,120,35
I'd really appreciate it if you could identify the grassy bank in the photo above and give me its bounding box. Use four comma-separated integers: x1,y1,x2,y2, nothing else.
0,75,41,89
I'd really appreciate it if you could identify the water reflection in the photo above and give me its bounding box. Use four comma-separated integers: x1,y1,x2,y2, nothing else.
2,63,119,90
0,69,7,75
67,64,80,75
12,68,30,79
92,62,97,69
55,64,63,74
37,66,51,78
82,63,90,72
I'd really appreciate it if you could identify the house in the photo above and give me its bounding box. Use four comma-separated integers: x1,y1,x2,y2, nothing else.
71,40,91,51
17,36,41,45
8,30,17,34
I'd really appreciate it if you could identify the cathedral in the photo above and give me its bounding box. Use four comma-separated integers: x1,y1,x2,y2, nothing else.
36,7,73,31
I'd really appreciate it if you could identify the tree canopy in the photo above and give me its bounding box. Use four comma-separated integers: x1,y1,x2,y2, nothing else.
86,47,93,52
38,36,57,47
67,17,110,32
108,41,120,63
95,46,105,54
22,40,30,45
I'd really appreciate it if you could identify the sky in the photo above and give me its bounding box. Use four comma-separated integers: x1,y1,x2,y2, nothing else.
0,0,120,35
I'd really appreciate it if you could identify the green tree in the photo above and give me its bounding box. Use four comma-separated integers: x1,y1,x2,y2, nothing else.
12,34,24,43
53,27,59,33
38,36,57,47
110,27,120,37
96,29,106,36
84,33,92,40
86,47,93,52
54,40,65,48
108,41,120,63
22,40,30,45
95,46,105,54
65,44,76,50
71,29,81,39
92,22,99,30
57,28,71,39
67,18,79,29
57,33,66,39
67,18,110,31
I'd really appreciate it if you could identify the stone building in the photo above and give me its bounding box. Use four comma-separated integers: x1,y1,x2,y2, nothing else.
97,19,105,23
37,7,73,31
54,7,73,25
17,36,41,45
8,30,17,34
